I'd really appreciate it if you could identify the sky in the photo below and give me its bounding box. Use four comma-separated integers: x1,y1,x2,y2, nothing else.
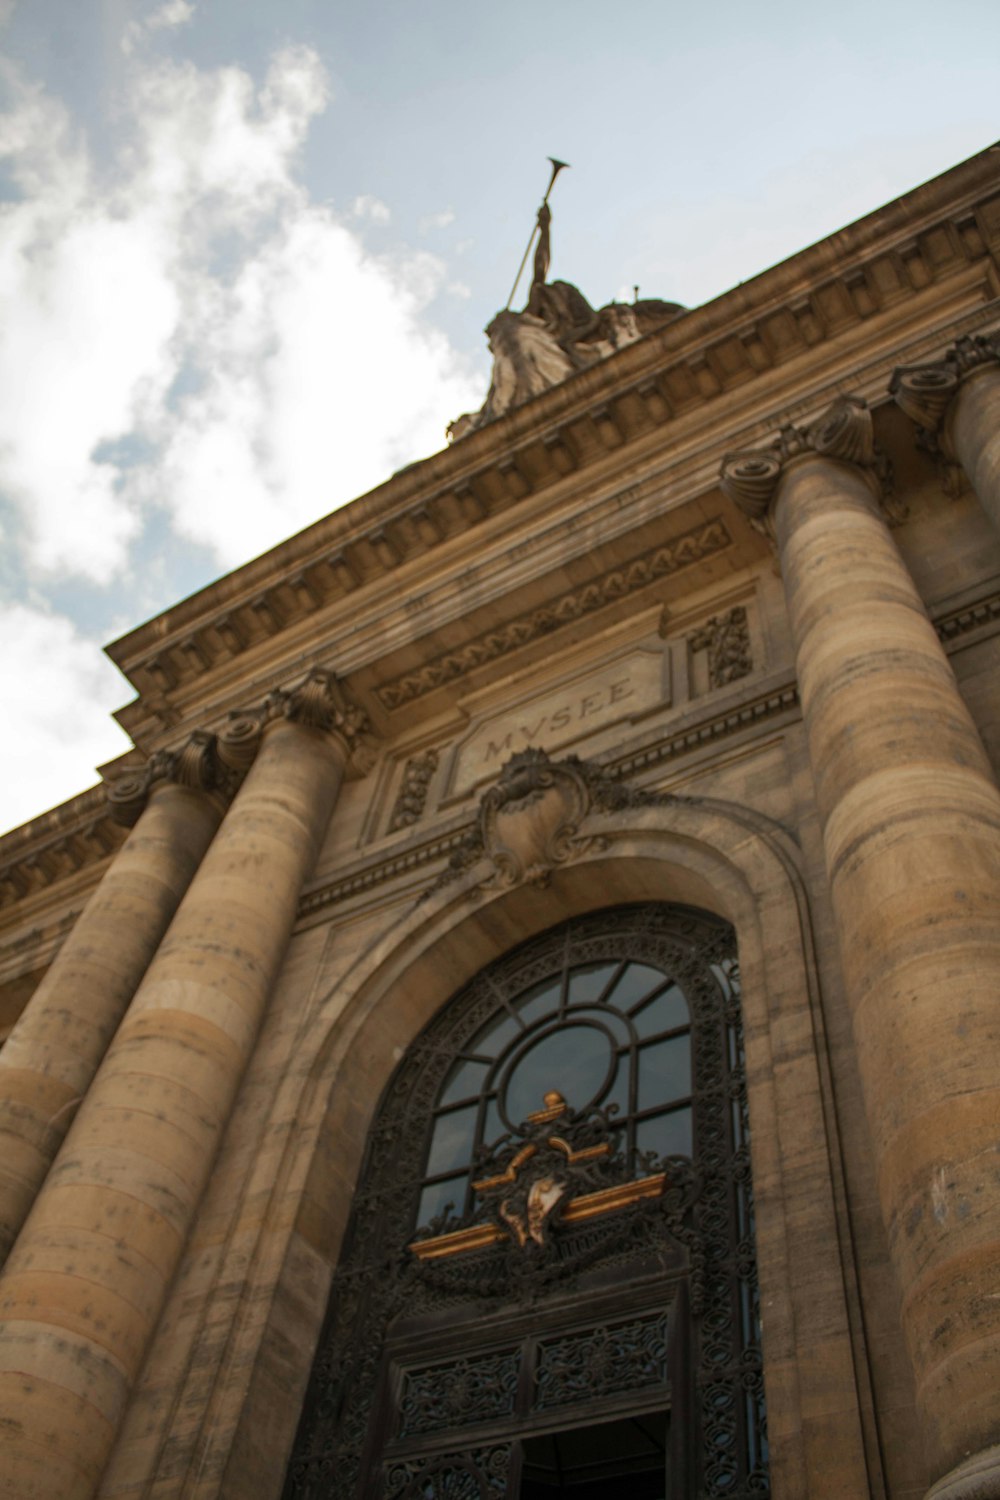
0,0,998,834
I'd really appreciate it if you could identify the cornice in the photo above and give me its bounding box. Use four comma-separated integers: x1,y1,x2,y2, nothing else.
0,786,124,909
105,150,1000,733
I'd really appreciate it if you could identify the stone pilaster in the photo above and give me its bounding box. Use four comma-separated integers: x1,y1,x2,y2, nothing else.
891,330,1000,527
0,669,370,1500
0,733,226,1268
722,397,1000,1497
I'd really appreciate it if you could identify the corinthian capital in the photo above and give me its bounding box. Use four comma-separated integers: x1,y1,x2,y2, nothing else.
721,395,896,533
891,331,1000,436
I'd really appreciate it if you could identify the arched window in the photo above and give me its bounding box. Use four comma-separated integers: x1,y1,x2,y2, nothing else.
285,905,768,1499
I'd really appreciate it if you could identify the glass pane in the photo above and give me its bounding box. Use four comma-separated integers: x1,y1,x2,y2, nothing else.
482,1094,505,1150
505,1023,613,1125
632,983,689,1039
470,1007,524,1058
426,1103,478,1177
605,962,669,1014
417,1175,466,1230
601,1057,630,1121
636,1106,693,1162
515,978,562,1027
566,961,619,1008
638,1033,691,1107
439,1056,490,1107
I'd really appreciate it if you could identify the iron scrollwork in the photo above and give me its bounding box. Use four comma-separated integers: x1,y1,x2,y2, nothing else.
534,1310,669,1411
384,1444,511,1499
283,905,768,1500
398,1353,520,1439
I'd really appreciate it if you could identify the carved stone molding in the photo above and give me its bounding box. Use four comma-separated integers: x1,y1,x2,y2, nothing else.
377,516,733,710
720,394,901,531
890,330,1000,447
388,749,440,832
426,748,679,900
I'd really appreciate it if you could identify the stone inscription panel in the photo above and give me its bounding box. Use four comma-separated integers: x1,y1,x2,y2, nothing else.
447,649,667,798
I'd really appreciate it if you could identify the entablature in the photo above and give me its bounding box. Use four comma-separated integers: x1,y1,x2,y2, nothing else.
105,150,1000,750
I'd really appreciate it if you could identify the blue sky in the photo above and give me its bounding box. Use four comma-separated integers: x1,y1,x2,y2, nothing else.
0,0,998,832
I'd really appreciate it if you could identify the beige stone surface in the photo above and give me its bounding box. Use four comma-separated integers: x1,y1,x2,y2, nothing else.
0,719,345,1500
0,782,221,1268
949,365,1000,534
773,451,1000,1485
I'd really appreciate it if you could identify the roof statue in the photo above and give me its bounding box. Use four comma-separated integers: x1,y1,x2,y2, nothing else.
448,160,685,441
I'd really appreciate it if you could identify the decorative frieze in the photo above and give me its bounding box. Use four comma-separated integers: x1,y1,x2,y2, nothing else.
376,517,732,710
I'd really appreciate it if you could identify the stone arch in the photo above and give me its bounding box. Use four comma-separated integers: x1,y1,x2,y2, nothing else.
101,793,873,1500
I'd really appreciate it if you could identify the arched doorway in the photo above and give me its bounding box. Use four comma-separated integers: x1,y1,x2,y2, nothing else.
284,903,768,1498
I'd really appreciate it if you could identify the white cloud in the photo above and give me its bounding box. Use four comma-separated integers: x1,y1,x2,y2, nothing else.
419,208,455,233
0,604,132,834
0,46,480,582
122,0,196,54
0,40,484,832
351,194,391,224
147,0,196,29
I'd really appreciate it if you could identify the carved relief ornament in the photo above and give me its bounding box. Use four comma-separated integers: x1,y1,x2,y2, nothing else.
105,668,375,825
428,748,678,899
720,394,901,536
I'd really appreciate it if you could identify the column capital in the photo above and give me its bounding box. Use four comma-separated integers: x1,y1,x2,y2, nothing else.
104,729,231,827
219,667,378,779
720,395,897,532
105,670,377,826
890,329,1000,439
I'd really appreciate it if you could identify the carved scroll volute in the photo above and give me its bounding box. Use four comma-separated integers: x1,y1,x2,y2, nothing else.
891,332,1000,441
217,709,268,773
807,393,876,467
721,394,895,533
105,731,223,827
104,768,156,827
480,750,598,889
719,451,783,528
890,363,960,434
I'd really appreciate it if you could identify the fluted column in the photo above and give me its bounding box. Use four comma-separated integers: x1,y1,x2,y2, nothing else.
0,735,224,1267
0,669,369,1500
892,330,1000,529
723,398,1000,1499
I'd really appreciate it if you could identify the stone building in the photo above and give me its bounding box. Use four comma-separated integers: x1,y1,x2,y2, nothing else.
1,145,1000,1500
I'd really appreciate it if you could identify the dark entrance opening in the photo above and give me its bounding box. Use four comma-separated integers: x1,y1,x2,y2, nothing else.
520,1411,668,1497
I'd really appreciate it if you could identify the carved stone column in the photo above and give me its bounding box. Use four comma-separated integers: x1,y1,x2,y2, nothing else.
892,331,1000,528
0,734,224,1268
722,398,1000,1498
0,669,369,1500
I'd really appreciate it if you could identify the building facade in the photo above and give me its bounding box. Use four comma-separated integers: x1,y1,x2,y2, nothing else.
2,147,1000,1499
